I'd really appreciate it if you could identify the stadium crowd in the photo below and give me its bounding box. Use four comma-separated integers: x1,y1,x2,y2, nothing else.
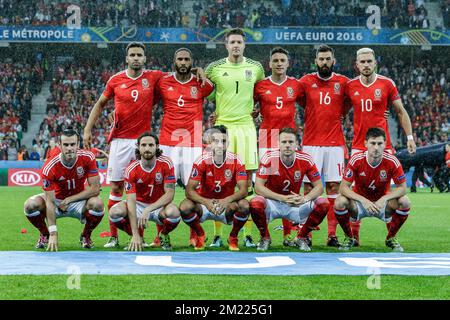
0,0,448,29
0,61,44,160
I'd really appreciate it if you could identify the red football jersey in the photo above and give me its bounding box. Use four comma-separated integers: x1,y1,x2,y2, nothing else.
257,150,321,194
446,151,450,168
46,146,61,159
343,151,406,202
102,69,165,143
41,150,99,200
254,76,301,148
345,74,401,151
190,152,247,199
298,72,349,146
124,156,176,204
157,74,214,147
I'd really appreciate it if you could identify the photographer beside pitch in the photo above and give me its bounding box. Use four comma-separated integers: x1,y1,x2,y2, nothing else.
23,127,104,251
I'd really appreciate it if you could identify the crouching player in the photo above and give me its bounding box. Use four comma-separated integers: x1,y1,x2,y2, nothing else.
109,132,181,251
24,127,104,251
334,127,410,251
249,127,330,251
179,125,250,251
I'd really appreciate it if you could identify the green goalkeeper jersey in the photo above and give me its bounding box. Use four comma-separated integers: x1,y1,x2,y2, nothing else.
206,57,265,126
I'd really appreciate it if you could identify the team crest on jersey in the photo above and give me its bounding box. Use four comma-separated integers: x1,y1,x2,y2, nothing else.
380,170,387,181
224,169,232,181
245,70,253,81
345,168,353,179
190,86,198,98
287,87,294,98
259,167,267,175
76,166,85,177
294,170,301,182
142,79,149,89
155,172,163,183
125,181,132,191
334,83,341,94
374,89,382,101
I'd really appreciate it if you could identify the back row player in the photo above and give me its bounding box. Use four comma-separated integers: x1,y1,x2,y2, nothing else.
83,43,207,248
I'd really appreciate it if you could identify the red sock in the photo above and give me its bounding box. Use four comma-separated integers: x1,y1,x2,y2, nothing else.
25,210,49,236
351,220,361,241
298,198,329,238
82,210,104,238
108,191,123,238
387,209,409,239
156,223,163,236
326,196,338,237
182,212,205,237
190,227,197,242
161,217,181,235
334,209,353,238
230,212,248,237
112,216,132,236
282,218,292,237
249,196,270,239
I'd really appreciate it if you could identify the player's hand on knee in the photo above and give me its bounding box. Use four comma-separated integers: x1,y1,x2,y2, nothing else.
363,200,380,215
47,234,58,252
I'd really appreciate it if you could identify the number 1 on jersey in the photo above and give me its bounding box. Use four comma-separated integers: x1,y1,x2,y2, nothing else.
319,92,331,105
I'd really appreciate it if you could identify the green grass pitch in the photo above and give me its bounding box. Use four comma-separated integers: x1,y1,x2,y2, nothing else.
0,186,449,300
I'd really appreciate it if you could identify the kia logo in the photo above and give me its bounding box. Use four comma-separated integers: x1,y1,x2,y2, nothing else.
11,171,41,186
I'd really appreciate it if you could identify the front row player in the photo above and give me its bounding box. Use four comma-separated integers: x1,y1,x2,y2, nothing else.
109,132,181,251
24,127,104,251
249,128,330,251
179,125,250,251
334,127,411,251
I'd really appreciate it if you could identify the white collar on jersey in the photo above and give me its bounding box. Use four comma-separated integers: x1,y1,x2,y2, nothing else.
269,75,288,86
359,73,378,88
316,72,335,81
365,151,383,169
172,72,194,84
59,153,78,170
125,69,145,80
140,160,156,173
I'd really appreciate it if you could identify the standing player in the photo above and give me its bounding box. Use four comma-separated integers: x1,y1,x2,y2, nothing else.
23,127,104,251
297,45,350,247
253,47,302,245
333,128,411,251
108,132,180,251
345,47,416,244
179,125,250,251
83,42,205,248
205,28,265,248
83,42,164,248
157,48,214,186
150,48,214,247
249,128,330,251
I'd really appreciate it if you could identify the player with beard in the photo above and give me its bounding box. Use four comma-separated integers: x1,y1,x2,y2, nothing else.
297,45,350,247
345,47,416,244
150,48,214,247
109,132,180,251
24,127,104,251
84,43,206,248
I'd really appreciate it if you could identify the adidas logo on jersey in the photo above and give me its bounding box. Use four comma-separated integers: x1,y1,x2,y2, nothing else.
360,172,366,176
137,179,143,183
265,90,272,94
120,84,127,89
207,172,213,176
312,83,318,88
59,176,65,181
354,91,360,96
168,87,174,91
222,72,229,76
